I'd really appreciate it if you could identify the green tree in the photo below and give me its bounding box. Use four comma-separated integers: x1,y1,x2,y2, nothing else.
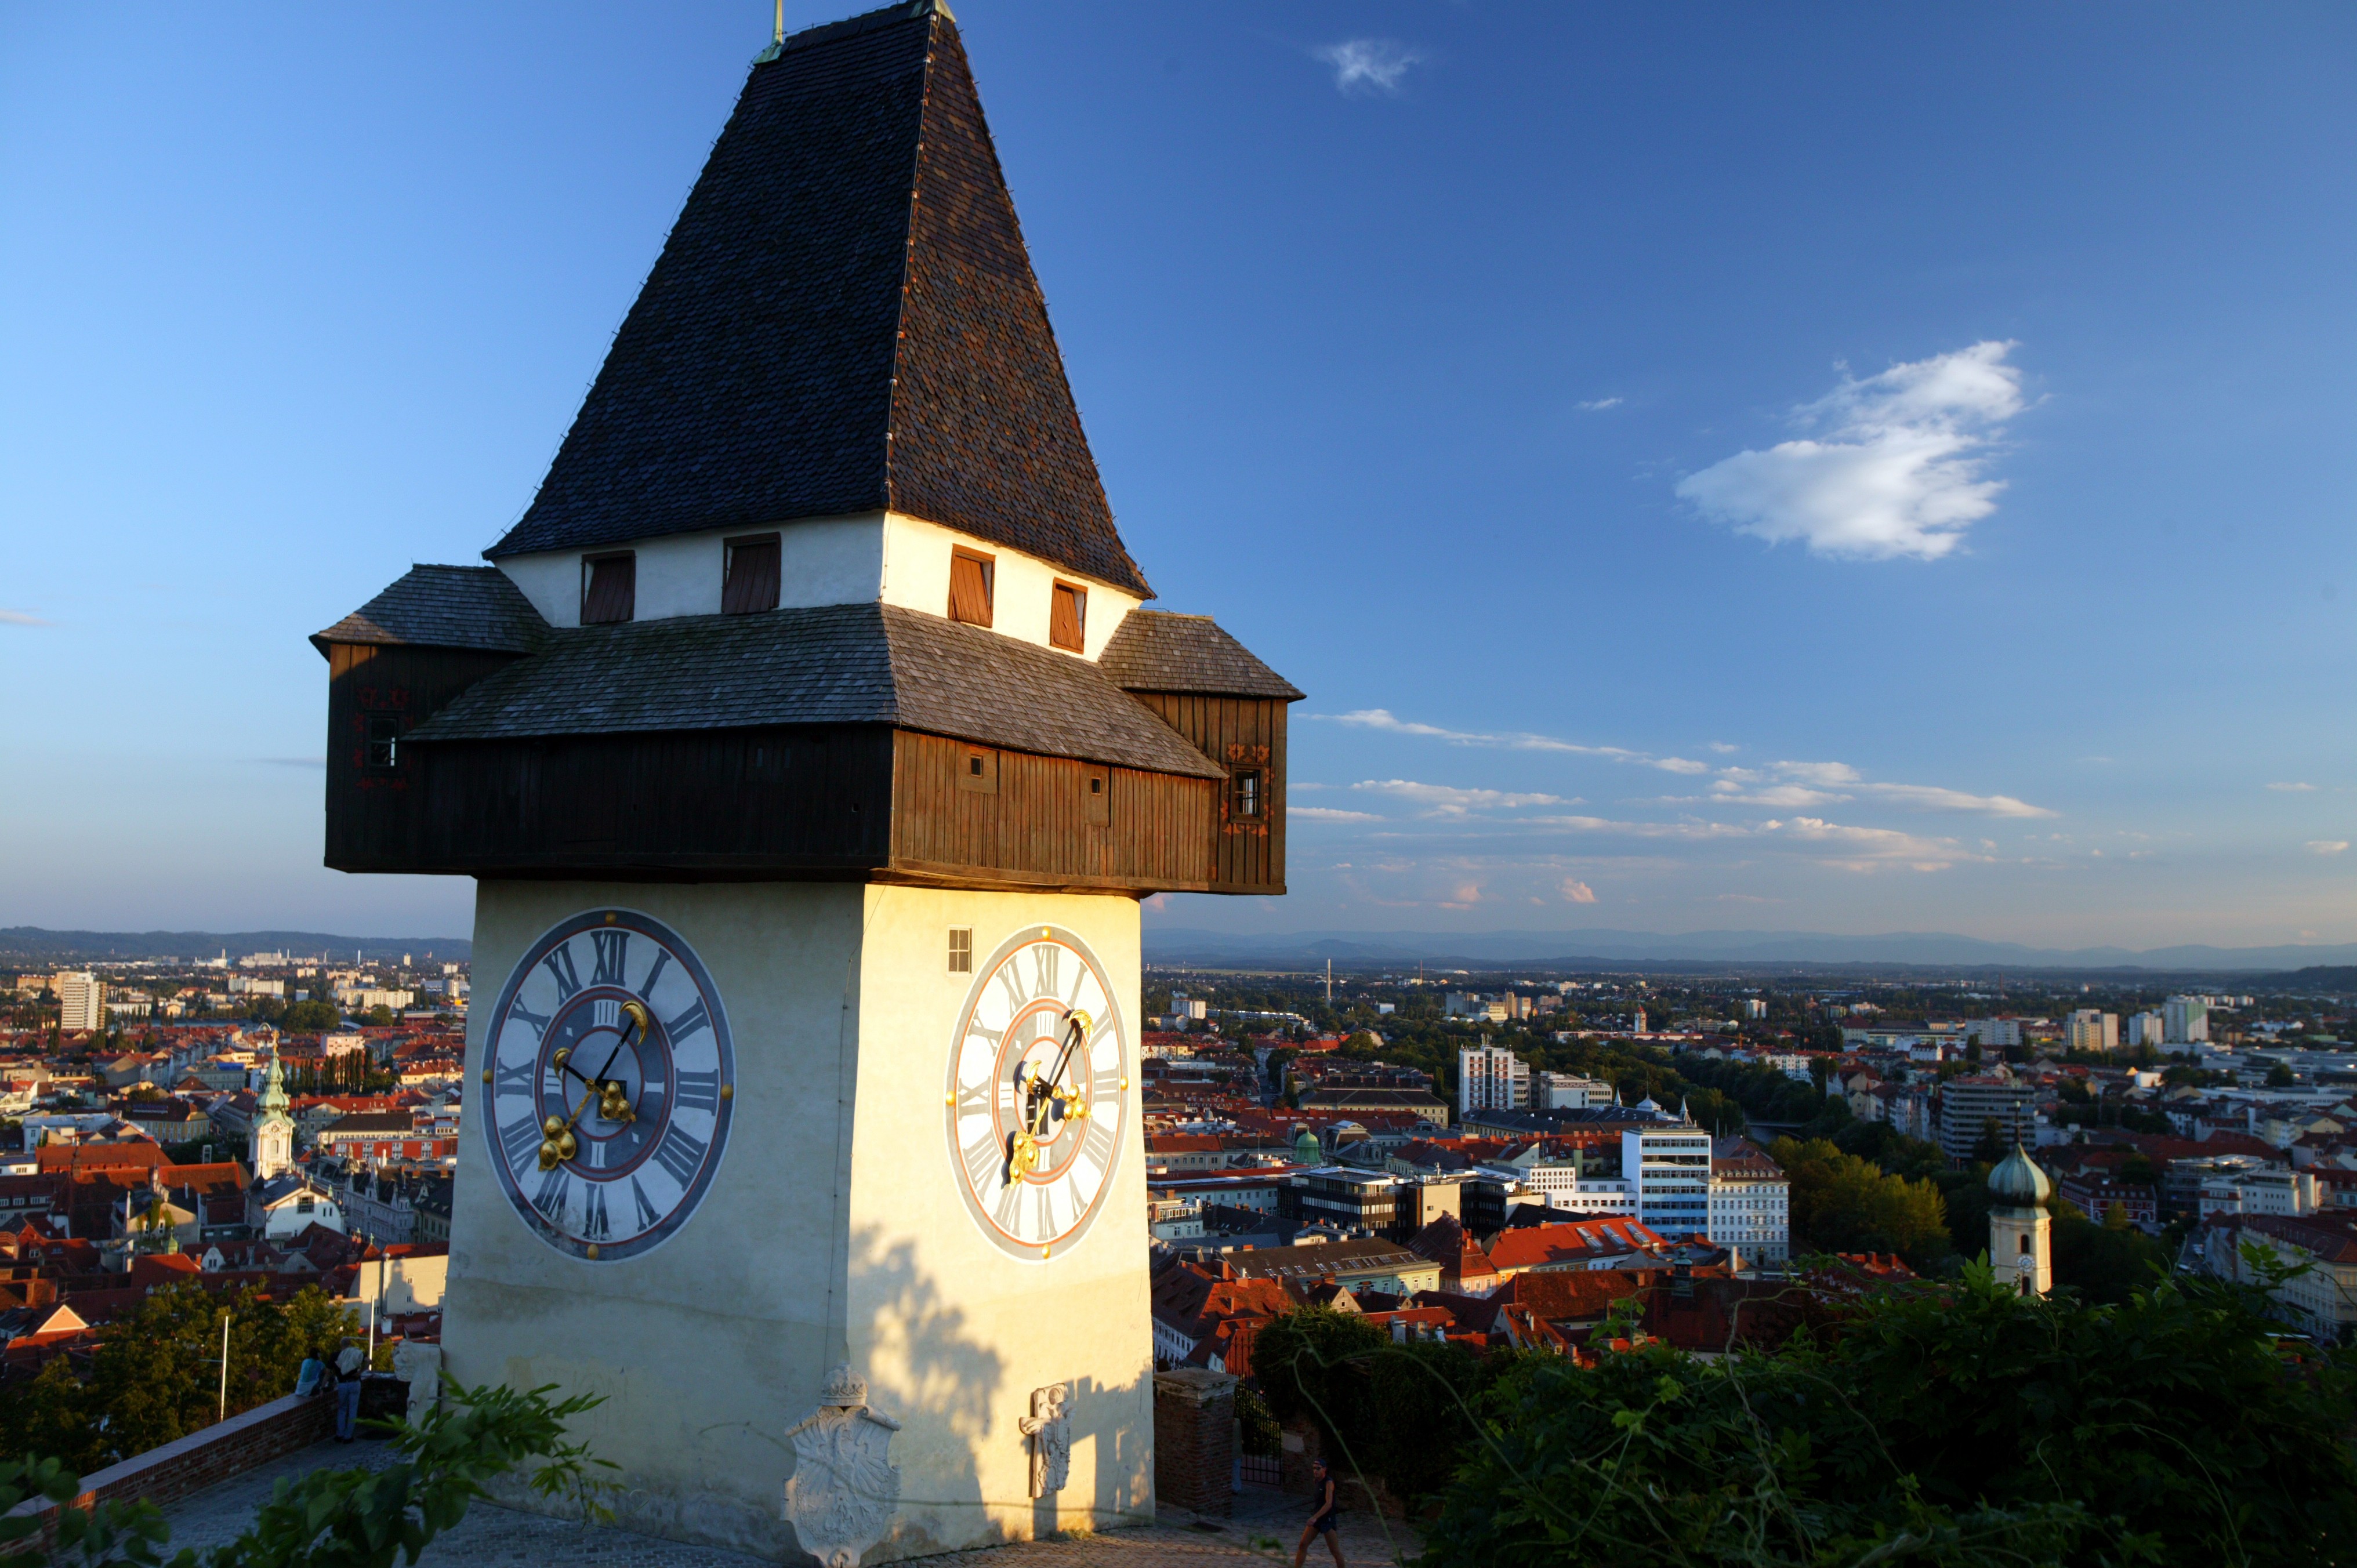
1769,1137,1950,1265
2267,1062,2297,1087
1422,1266,2357,1568
278,1000,340,1033
1251,1306,1488,1505
1971,1117,2007,1164
361,1005,396,1029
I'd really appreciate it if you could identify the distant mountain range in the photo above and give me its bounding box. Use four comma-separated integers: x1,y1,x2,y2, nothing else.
0,928,472,966
1141,924,2357,975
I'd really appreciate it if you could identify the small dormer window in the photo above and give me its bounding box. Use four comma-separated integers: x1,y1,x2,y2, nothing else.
1050,582,1086,651
949,548,995,627
724,533,781,614
582,552,636,625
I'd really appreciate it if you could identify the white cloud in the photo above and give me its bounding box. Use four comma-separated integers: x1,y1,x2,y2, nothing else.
1704,782,1851,808
1735,760,2054,818
1315,709,1705,774
1676,340,2024,561
2270,782,2319,793
1348,779,1573,815
1560,879,1598,903
1576,397,1623,412
1758,816,1972,872
2307,840,2348,856
0,609,54,627
1314,39,1422,95
1290,805,1384,823
1707,742,1740,754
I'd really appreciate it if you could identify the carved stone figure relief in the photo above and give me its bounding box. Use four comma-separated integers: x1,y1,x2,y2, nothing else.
784,1364,902,1568
1018,1381,1071,1498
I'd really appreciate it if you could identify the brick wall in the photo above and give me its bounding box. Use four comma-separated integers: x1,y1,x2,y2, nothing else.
6,1391,335,1548
1152,1369,1236,1517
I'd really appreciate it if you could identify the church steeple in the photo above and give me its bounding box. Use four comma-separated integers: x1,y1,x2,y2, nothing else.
251,1046,295,1181
1987,1138,2053,1298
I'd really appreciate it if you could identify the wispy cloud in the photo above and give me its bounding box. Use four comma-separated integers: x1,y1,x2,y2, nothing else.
1576,397,1623,412
1290,805,1384,823
2270,782,2319,793
1348,779,1574,816
0,609,55,627
1676,340,2025,561
1707,742,1740,754
1758,816,1974,872
1314,38,1423,95
2307,840,2349,856
1314,709,1707,774
1691,760,2052,818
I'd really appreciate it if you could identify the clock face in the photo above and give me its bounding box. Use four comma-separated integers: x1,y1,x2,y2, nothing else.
480,910,734,1262
944,926,1127,1262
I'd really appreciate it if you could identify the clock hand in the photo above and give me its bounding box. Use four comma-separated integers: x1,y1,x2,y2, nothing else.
538,1004,654,1168
1026,1011,1092,1138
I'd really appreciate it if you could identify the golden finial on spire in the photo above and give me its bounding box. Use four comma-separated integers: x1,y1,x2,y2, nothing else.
753,0,785,63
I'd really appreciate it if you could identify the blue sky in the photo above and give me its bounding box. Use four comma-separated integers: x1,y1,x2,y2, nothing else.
3,3,2352,947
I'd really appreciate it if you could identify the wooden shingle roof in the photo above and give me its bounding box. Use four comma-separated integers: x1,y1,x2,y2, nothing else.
309,565,546,656
1094,611,1303,699
485,0,1150,598
404,601,1225,781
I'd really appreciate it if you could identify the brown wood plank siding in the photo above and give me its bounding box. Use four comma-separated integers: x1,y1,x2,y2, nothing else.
889,731,1213,892
1129,694,1287,895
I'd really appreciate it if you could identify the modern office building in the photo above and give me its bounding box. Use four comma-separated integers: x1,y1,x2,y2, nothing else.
1458,1042,1531,1115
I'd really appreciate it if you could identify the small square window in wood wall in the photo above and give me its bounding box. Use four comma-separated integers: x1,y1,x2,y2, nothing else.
956,748,998,794
1050,582,1087,651
1084,769,1111,826
949,549,995,627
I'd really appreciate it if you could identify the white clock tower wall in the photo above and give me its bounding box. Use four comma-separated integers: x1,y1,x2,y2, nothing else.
844,885,1154,1549
450,878,870,1559
445,878,1152,1559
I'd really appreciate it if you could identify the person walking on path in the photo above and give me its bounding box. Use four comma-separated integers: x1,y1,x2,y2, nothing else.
1294,1458,1346,1568
332,1340,365,1442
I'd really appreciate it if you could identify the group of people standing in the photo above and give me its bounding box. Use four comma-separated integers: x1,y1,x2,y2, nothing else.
293,1339,372,1442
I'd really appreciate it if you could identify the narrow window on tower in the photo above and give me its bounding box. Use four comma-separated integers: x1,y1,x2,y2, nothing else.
365,714,401,770
582,552,636,625
1050,581,1086,651
723,533,781,615
948,928,973,975
948,548,995,627
1231,768,1264,821
1084,769,1111,826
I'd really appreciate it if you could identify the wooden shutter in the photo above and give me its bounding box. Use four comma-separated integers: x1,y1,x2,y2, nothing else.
1050,582,1086,651
723,535,780,615
582,554,636,625
949,549,994,626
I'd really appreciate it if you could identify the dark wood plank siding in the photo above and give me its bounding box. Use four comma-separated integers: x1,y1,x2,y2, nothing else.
889,731,1214,892
323,644,521,872
328,725,896,877
1129,694,1287,894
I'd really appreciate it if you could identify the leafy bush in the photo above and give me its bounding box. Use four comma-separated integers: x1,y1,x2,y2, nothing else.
1420,1265,2357,1568
1251,1308,1491,1504
0,1381,610,1568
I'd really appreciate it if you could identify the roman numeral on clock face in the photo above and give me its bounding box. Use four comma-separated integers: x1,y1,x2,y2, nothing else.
581,1182,610,1239
501,1115,542,1170
532,1166,570,1222
666,998,710,1043
541,943,582,1002
631,1178,661,1231
673,1069,720,1114
652,1125,707,1188
590,928,629,988
493,1058,534,1097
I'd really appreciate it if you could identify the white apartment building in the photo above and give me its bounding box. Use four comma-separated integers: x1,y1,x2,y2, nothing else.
1968,1018,2024,1050
1739,999,1767,1021
1708,1138,1790,1264
228,976,286,998
2067,1010,2118,1054
2199,1167,2321,1218
2124,1011,2164,1049
1534,1072,1613,1110
1477,1155,1634,1217
1459,1043,1531,1115
1623,1124,1713,1239
2165,996,2210,1046
56,972,104,1033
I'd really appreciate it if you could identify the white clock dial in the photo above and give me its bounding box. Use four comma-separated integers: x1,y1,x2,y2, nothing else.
480,910,734,1262
944,926,1127,1262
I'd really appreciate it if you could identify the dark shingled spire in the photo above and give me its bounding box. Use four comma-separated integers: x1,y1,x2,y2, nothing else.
486,1,1150,598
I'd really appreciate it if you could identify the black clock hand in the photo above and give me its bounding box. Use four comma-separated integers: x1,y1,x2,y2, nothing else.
1027,1012,1090,1135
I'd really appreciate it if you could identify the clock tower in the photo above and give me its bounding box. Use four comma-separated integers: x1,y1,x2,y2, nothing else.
309,3,1297,1558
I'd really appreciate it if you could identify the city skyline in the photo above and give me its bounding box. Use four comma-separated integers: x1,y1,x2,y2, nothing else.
3,3,2352,943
